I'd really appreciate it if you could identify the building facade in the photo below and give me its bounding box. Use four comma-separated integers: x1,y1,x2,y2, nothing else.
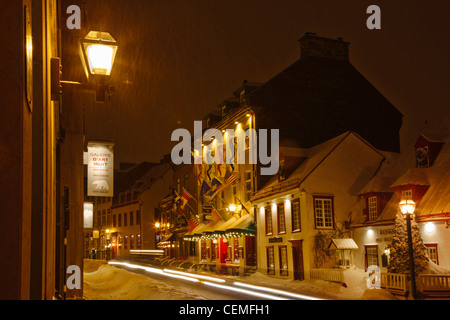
252,132,385,280
351,117,450,272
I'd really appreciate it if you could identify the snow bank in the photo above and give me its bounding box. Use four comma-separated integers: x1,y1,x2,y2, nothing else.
245,267,399,300
83,262,204,300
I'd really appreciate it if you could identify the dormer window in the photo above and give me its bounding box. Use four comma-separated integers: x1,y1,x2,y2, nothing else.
402,189,412,200
415,135,444,168
368,196,378,221
221,105,227,116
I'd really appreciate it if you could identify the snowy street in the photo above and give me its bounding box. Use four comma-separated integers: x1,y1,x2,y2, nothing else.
83,259,407,300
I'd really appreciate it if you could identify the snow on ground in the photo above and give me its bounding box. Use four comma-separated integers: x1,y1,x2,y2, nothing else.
242,267,398,300
83,261,205,300
84,260,450,300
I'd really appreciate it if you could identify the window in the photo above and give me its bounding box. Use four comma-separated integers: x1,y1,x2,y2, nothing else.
279,246,288,276
130,235,134,249
124,213,128,226
113,214,116,228
233,238,240,263
314,197,334,229
107,209,111,226
425,244,439,265
277,203,286,234
211,241,216,261
124,235,128,250
97,211,101,228
402,189,412,200
102,210,106,226
291,199,301,232
265,206,273,235
245,171,252,202
118,213,122,227
232,181,237,203
368,197,378,221
266,246,275,275
136,210,141,225
201,240,207,261
365,245,379,269
130,211,134,226
136,234,141,249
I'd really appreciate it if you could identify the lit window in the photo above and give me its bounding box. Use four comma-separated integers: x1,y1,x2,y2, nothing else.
279,246,288,276
265,206,273,235
368,197,378,221
314,197,334,229
267,246,275,275
277,203,286,234
291,199,301,232
425,244,439,265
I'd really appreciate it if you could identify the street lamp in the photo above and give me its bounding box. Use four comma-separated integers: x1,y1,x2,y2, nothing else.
51,30,118,102
79,31,118,80
399,199,417,299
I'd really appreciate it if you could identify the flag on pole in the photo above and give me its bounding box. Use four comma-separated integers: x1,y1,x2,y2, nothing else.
207,174,237,199
187,218,199,233
180,188,193,214
211,207,223,222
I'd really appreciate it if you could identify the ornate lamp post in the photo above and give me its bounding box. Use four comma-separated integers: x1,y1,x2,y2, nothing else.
399,199,417,299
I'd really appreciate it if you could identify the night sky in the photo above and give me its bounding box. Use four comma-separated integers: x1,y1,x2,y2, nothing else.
72,0,450,167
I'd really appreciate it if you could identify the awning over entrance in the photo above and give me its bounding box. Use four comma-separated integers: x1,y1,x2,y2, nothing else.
157,233,175,247
224,214,254,237
328,238,358,250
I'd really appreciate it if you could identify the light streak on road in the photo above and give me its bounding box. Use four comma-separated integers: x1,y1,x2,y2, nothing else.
108,260,323,300
202,281,286,300
233,281,322,300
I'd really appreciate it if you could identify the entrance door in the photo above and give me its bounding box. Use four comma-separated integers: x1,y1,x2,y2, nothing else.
219,238,228,263
245,236,256,266
290,240,304,281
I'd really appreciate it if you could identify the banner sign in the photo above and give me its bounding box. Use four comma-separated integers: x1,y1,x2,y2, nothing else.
83,202,93,228
87,142,114,197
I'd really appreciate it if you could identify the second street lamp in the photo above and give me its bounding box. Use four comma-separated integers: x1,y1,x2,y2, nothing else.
399,199,417,300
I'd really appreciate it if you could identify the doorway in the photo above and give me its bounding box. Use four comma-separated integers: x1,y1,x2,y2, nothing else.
290,239,304,281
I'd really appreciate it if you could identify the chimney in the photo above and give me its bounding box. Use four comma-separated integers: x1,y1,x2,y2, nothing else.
298,32,349,61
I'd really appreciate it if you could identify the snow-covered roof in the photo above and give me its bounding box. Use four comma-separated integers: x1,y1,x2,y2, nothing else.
253,131,383,202
351,118,450,226
328,238,358,250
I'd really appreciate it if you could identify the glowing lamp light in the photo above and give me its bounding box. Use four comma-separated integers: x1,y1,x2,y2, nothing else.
424,222,436,234
228,204,237,212
80,31,118,80
399,199,416,215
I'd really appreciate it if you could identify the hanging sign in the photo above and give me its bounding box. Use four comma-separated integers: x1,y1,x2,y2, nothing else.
87,142,114,197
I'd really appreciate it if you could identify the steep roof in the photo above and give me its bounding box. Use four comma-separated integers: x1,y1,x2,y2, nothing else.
252,131,383,202
246,55,402,152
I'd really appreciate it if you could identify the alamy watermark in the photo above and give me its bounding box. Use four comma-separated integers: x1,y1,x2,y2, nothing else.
171,121,279,175
366,265,381,289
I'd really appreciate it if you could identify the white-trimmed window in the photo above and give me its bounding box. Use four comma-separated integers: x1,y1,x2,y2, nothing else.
267,246,275,275
265,206,273,235
291,199,301,232
245,170,252,202
425,244,439,265
368,196,378,221
314,197,334,229
277,203,286,234
279,245,288,276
